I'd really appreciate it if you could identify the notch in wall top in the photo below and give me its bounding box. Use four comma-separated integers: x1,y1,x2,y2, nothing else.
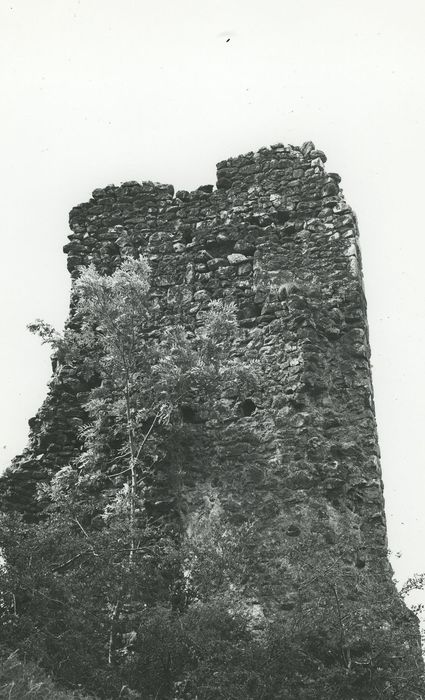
89,181,175,202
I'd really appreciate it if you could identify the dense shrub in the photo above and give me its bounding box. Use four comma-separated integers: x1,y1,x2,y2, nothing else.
0,652,96,699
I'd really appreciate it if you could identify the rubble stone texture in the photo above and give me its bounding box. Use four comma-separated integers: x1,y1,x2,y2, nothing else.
1,141,423,687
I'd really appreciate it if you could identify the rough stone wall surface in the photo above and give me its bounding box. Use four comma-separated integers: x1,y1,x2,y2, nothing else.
1,141,423,678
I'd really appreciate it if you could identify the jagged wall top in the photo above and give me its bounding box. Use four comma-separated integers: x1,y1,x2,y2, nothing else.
65,141,347,281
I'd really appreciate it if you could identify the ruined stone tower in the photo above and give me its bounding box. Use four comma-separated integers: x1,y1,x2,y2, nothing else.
1,141,423,696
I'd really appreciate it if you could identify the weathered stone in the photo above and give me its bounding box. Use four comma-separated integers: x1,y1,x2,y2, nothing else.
310,149,327,163
237,263,252,276
227,253,249,265
173,242,185,253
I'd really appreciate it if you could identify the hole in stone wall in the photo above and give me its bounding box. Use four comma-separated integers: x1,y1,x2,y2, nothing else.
287,524,301,537
205,239,234,256
355,553,366,569
237,303,262,321
182,229,193,244
240,398,256,417
275,209,291,224
180,405,197,423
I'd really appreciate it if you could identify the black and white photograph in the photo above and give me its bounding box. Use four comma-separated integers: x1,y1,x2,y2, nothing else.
0,1,424,698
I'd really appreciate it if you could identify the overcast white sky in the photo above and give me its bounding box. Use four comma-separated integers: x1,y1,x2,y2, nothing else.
0,0,424,593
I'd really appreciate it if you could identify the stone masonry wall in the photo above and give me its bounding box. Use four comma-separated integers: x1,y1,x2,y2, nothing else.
1,141,423,684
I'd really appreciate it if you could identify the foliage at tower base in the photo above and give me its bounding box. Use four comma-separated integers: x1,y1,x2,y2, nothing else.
1,506,423,699
0,653,95,699
0,257,423,699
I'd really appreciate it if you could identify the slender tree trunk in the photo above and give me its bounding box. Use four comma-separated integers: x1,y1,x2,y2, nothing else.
106,374,136,668
124,379,137,563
